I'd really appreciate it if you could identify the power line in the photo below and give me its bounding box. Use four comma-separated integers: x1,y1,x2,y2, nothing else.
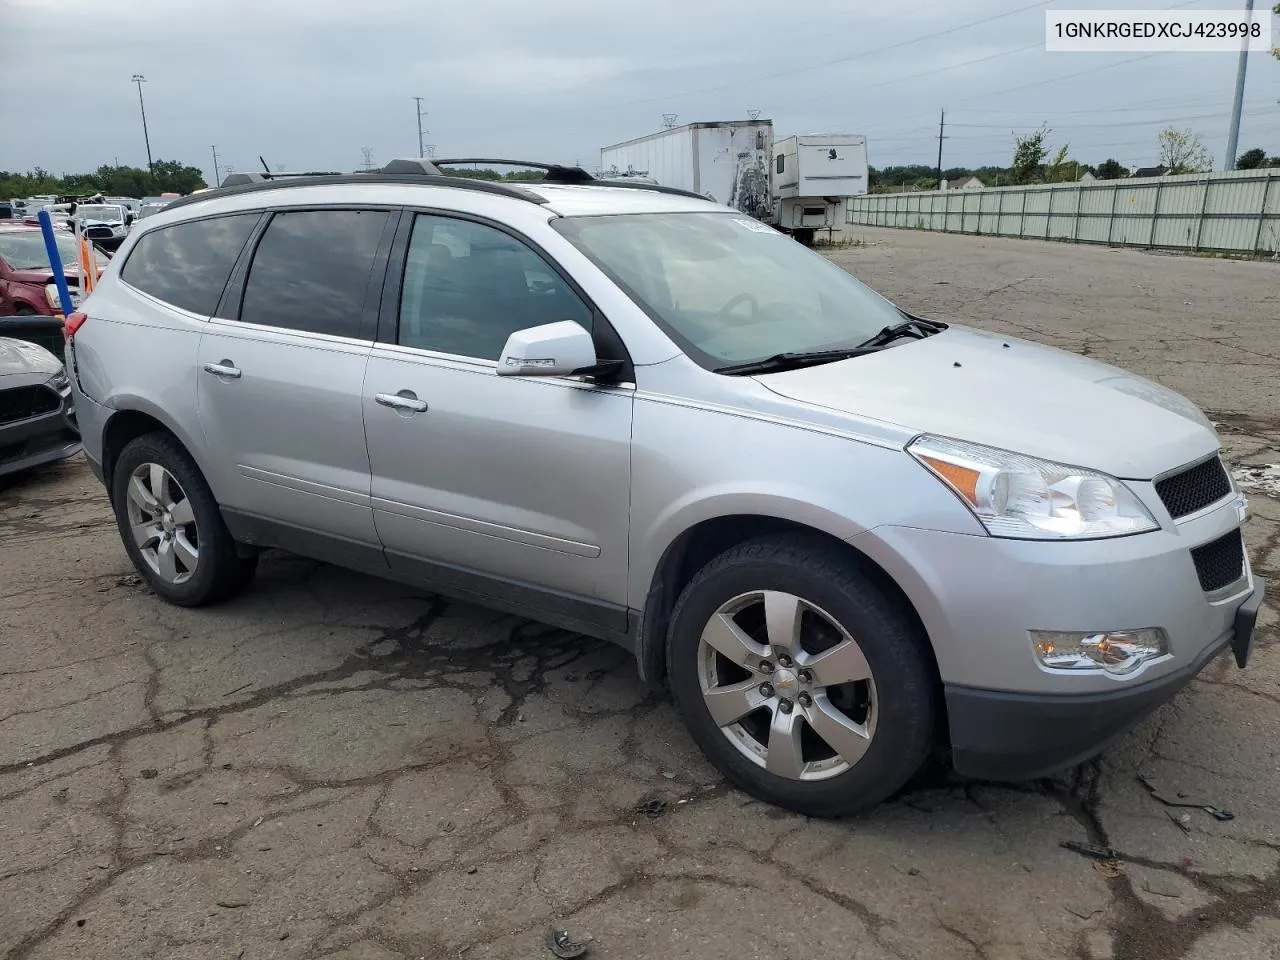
562,0,1059,112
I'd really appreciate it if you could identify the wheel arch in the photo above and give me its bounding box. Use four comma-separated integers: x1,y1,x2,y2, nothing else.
634,513,941,694
100,400,213,503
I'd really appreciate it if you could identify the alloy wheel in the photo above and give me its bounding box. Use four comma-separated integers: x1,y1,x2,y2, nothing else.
697,590,877,781
125,462,199,584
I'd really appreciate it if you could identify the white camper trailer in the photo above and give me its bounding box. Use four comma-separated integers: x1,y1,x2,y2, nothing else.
770,134,869,245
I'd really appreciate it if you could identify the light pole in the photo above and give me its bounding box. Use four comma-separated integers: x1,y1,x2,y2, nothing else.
1223,0,1257,170
132,74,153,174
414,96,427,158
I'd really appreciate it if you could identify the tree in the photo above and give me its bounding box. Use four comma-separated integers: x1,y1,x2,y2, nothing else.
1010,124,1050,184
1157,128,1213,174
1045,144,1082,182
149,159,206,194
1237,147,1269,169
1096,158,1130,180
1274,3,1279,59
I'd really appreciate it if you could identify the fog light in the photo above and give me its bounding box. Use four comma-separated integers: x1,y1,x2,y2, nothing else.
1031,629,1168,676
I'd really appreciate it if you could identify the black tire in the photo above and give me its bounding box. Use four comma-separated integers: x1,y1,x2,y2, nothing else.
666,534,937,818
15,305,35,316
110,432,257,606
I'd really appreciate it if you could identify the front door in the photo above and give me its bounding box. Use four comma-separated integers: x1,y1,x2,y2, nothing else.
197,208,394,555
363,212,634,636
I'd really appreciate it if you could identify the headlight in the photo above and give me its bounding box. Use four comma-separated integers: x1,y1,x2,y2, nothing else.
47,370,70,391
45,285,60,309
908,435,1158,540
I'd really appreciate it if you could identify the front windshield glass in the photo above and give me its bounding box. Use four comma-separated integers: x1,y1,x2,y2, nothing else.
0,231,83,270
77,205,124,222
137,204,167,220
553,212,904,368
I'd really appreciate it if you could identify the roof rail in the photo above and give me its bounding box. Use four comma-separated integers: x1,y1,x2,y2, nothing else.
164,157,714,217
220,171,344,187
162,173,549,215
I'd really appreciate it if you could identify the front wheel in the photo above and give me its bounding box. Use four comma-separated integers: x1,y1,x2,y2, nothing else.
667,535,937,817
111,432,257,606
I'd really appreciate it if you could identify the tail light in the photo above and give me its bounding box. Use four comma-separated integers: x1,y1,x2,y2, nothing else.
64,312,88,339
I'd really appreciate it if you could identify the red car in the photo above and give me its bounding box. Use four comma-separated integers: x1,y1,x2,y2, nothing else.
0,223,97,317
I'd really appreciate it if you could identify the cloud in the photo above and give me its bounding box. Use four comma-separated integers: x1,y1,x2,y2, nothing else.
3,0,1278,178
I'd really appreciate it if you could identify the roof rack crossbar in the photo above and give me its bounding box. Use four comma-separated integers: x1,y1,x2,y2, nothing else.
433,158,595,185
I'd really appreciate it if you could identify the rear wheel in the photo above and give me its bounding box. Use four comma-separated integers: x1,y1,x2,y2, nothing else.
111,432,256,606
667,535,936,817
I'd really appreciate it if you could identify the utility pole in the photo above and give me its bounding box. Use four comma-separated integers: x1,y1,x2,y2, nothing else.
211,145,221,186
936,109,947,186
413,97,427,158
1223,0,1256,170
132,75,154,173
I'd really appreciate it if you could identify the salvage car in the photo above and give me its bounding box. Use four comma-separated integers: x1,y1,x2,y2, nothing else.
73,203,131,252
0,336,80,477
0,224,92,317
63,161,1264,817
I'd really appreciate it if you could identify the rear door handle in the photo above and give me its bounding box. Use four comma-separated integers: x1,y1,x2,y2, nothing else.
375,391,428,413
202,361,242,379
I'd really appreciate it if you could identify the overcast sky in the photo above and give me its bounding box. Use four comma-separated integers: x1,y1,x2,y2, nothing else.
4,0,1279,181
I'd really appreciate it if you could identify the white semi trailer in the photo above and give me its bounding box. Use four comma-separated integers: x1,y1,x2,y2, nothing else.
599,120,773,220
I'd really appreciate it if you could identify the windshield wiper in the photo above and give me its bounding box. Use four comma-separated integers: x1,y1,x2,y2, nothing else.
714,348,876,376
854,317,946,350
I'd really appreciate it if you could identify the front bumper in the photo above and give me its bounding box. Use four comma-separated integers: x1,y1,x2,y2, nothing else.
946,576,1264,780
0,378,81,477
851,491,1261,779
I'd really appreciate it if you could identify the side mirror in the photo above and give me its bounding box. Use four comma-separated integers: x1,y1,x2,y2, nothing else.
496,320,598,378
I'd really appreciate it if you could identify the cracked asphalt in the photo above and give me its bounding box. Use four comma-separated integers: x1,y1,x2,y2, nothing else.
3,228,1278,960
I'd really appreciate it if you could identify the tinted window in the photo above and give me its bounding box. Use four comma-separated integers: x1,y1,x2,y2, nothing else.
239,210,388,338
398,215,590,360
122,214,257,315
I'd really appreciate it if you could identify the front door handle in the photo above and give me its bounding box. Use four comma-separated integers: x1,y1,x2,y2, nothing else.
375,391,428,413
202,361,241,379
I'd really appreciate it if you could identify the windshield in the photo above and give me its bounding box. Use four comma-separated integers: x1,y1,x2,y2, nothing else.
77,205,124,222
137,204,168,220
553,212,905,368
0,231,83,270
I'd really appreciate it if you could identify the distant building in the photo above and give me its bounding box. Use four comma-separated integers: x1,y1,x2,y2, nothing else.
1079,170,1097,183
1131,165,1169,178
943,175,984,190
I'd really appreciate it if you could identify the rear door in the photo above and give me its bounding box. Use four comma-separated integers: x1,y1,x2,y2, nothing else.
362,211,634,636
197,207,397,563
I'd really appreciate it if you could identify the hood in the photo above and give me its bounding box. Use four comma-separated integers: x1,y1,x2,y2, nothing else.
0,337,62,377
7,264,83,285
758,327,1217,479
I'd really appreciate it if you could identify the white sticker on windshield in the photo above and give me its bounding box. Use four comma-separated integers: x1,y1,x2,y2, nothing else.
732,218,779,234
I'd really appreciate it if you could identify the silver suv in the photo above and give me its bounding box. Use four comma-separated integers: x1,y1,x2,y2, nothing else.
65,162,1265,816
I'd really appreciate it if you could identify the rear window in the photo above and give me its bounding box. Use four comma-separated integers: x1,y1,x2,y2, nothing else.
122,214,258,315
238,209,388,339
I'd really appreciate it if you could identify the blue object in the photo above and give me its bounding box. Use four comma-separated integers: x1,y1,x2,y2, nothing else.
37,210,76,316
